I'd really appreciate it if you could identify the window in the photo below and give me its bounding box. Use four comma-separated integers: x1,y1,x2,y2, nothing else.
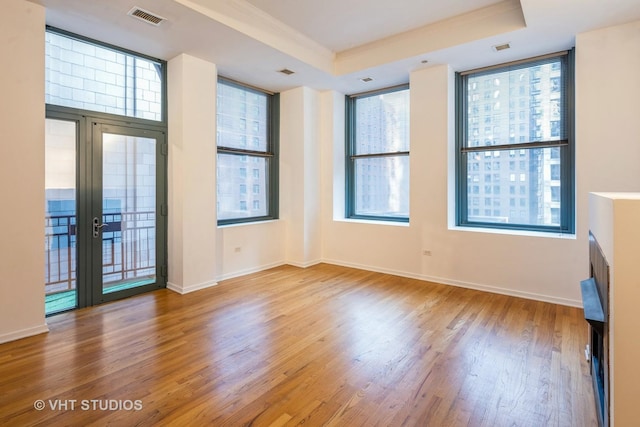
45,28,165,122
216,78,279,225
456,51,574,233
346,85,410,222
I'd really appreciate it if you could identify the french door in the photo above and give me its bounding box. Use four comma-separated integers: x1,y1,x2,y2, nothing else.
45,109,167,314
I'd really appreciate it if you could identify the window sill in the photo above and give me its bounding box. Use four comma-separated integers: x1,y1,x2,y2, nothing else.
334,218,410,227
218,219,279,229
451,225,576,240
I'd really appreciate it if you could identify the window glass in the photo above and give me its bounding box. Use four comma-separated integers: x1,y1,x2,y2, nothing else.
457,53,573,233
45,30,163,121
217,83,268,151
354,156,409,218
217,154,268,220
346,86,410,222
464,147,561,226
216,79,277,224
355,90,410,155
465,61,565,149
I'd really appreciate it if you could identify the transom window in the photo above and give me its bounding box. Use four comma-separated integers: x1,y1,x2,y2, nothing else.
45,28,164,122
216,78,279,225
345,85,410,222
456,51,574,233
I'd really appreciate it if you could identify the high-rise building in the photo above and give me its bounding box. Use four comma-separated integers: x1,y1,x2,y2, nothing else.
465,62,562,226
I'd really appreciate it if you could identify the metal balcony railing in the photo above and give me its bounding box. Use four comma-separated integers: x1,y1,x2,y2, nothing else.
45,211,156,296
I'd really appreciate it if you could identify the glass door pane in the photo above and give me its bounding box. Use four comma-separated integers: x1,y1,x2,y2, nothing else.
45,119,77,314
100,132,157,295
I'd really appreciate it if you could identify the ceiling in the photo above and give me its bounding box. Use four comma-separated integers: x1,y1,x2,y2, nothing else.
28,0,640,94
245,0,505,52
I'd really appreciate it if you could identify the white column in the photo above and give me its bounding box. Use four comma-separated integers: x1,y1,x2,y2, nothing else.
167,54,218,293
280,87,322,266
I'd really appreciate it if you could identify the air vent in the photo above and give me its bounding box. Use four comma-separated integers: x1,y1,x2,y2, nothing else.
278,68,295,75
492,42,511,52
360,77,374,83
127,7,166,26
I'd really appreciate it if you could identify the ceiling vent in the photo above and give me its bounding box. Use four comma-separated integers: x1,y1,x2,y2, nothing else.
127,7,166,26
278,68,295,75
360,77,374,83
492,42,511,52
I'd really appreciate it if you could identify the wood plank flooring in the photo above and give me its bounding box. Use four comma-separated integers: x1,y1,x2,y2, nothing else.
0,264,597,426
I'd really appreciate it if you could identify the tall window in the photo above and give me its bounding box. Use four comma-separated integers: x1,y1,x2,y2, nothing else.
217,78,279,225
346,85,410,222
456,51,574,233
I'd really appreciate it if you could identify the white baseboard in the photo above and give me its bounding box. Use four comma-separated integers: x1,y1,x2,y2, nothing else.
216,259,322,281
175,257,582,308
167,280,218,295
0,323,49,344
216,261,286,282
321,258,583,308
286,259,322,269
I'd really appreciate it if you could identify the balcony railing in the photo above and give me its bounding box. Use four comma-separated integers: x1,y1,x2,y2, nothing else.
45,214,76,295
45,211,156,296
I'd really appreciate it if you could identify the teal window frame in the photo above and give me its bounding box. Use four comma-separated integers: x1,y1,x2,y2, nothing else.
345,84,410,223
216,77,279,226
455,50,575,234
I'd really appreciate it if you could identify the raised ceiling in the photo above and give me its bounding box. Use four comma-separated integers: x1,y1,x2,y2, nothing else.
245,0,505,52
27,0,640,93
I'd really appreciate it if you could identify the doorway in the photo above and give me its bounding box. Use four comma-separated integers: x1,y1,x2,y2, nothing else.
45,110,167,314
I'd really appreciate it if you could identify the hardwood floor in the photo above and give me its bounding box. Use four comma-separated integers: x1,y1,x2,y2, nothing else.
0,264,597,426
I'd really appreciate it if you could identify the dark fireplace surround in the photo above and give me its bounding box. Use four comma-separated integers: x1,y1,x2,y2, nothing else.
580,232,609,427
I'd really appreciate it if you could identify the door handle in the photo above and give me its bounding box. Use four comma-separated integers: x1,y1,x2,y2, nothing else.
93,217,108,238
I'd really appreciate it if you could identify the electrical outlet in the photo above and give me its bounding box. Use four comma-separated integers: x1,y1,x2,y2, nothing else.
423,250,432,256
234,247,242,253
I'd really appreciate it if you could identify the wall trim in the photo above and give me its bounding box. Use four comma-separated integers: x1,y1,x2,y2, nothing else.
286,259,323,269
0,324,49,345
216,261,287,282
167,280,218,295
175,258,582,307
321,258,583,308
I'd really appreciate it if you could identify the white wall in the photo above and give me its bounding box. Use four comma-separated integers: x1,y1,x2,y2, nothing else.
215,86,323,279
213,87,330,280
0,0,48,343
314,19,640,307
216,220,285,280
576,20,640,236
173,40,629,306
320,88,422,277
320,64,583,306
190,19,640,309
577,23,640,420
